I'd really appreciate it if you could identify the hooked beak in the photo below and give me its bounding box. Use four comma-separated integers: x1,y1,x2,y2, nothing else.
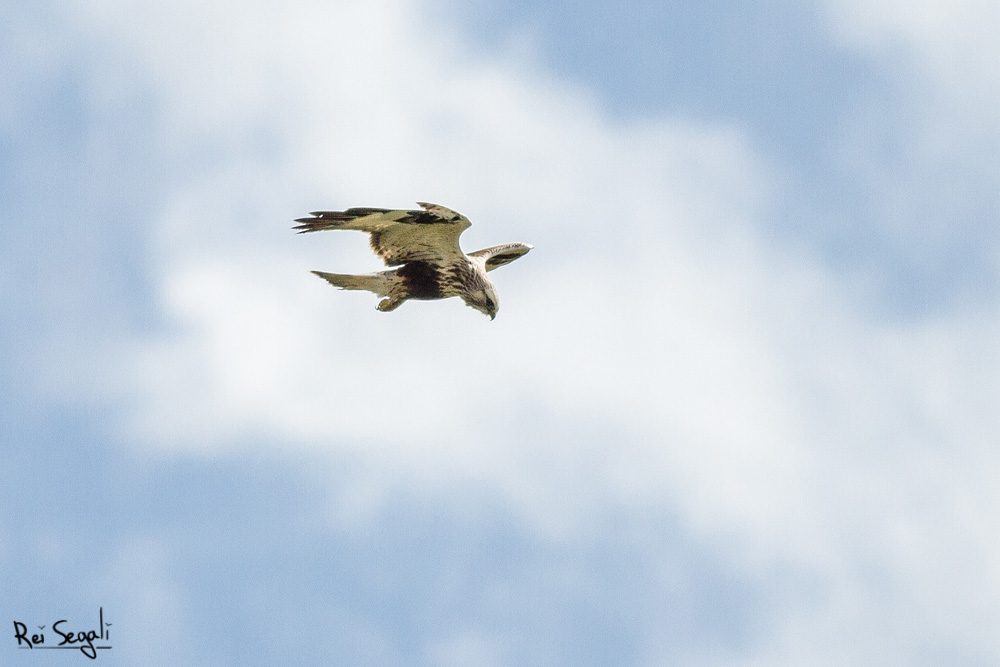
490,312,496,321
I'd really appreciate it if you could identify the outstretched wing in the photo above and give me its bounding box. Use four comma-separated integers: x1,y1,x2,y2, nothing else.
294,202,471,267
467,242,533,271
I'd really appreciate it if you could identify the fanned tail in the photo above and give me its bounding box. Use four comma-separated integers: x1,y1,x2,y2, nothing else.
311,271,393,296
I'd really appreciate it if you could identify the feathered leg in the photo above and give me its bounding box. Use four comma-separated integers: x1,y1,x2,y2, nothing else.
311,270,407,312
376,296,405,311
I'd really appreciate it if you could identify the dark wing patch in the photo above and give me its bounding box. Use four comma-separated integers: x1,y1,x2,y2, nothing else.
485,251,527,270
341,207,393,217
468,242,533,272
396,211,445,225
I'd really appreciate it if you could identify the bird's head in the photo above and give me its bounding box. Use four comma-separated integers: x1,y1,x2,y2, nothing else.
466,285,499,320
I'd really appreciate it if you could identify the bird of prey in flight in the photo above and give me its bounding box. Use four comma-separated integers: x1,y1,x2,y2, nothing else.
294,202,532,320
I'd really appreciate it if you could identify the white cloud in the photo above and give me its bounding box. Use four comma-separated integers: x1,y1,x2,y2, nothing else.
819,0,1000,263
822,0,1000,83
74,0,790,464
24,0,1000,663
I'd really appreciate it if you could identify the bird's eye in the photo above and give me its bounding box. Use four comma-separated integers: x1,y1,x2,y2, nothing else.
485,298,495,311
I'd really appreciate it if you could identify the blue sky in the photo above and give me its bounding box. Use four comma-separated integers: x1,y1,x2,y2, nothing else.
3,0,1000,665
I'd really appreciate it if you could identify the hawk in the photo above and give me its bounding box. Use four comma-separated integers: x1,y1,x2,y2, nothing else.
294,202,532,320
